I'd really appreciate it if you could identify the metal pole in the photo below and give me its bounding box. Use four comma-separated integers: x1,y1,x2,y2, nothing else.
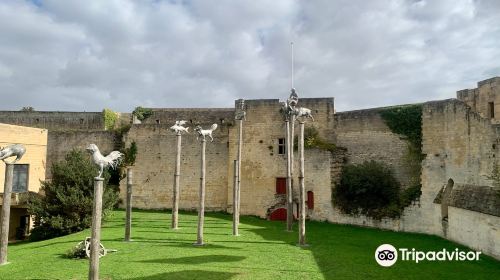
298,122,307,246
125,168,132,241
195,139,206,246
0,163,14,265
89,177,104,280
285,120,293,231
172,132,181,229
232,160,238,235
236,119,243,233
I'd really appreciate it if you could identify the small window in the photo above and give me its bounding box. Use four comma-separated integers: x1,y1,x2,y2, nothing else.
307,191,314,209
276,178,286,194
278,138,286,155
12,164,29,193
155,119,160,124
489,102,495,118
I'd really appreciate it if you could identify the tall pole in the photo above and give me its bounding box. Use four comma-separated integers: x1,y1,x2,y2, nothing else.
172,132,182,229
195,138,206,246
232,160,238,235
298,121,307,246
236,118,243,234
0,163,14,265
125,168,133,241
89,177,104,280
285,119,293,231
290,114,296,209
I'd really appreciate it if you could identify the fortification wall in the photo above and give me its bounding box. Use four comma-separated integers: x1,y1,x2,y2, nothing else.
406,99,500,259
0,111,105,131
226,98,335,219
142,108,235,126
121,122,230,210
457,77,500,123
46,130,118,178
334,108,413,187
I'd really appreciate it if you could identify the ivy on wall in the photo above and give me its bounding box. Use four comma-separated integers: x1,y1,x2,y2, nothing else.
379,104,424,195
103,108,119,130
379,104,423,152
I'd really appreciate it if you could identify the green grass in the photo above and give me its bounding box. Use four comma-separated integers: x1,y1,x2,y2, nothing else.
2,209,499,279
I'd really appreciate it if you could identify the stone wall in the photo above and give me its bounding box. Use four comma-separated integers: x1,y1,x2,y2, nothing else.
0,111,105,131
46,130,118,178
414,99,500,258
334,108,413,187
227,98,336,219
457,76,500,124
121,119,231,210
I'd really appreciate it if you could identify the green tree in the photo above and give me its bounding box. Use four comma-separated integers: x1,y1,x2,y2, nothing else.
28,150,119,241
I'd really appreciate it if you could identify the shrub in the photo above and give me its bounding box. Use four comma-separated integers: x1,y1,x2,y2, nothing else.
28,150,119,241
295,127,336,153
334,161,401,219
132,106,153,121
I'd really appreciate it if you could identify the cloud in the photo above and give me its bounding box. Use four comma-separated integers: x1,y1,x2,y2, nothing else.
0,0,499,112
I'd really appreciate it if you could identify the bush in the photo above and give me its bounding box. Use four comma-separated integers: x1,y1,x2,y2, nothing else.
334,161,401,219
132,106,153,121
28,150,119,241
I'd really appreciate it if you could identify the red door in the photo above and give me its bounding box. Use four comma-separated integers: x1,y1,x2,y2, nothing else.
269,208,287,221
307,191,314,209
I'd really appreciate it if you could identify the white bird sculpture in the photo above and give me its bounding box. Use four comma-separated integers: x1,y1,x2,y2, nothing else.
86,144,123,179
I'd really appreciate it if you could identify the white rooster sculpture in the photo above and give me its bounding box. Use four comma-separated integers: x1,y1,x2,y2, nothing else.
86,144,123,179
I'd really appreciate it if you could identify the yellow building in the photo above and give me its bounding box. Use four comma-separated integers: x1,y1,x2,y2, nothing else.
0,123,47,240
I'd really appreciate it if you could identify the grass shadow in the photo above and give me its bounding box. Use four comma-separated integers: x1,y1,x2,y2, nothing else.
140,254,245,265
128,269,238,280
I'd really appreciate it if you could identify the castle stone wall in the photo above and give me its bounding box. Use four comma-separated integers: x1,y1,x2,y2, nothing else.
0,111,104,131
46,130,118,178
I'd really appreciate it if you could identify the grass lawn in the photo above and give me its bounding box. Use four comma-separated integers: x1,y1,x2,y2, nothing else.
1,209,499,279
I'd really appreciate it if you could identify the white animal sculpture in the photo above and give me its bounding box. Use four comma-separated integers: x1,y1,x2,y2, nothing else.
86,144,123,179
0,144,26,164
170,120,190,134
195,124,218,142
293,107,314,121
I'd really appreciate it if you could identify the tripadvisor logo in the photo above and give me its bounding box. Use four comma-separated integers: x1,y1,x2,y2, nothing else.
375,244,481,267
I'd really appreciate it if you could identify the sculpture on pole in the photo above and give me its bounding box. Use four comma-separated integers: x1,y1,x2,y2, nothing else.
170,120,189,230
86,144,123,179
233,99,245,236
194,124,218,142
86,144,122,279
292,102,313,247
0,144,25,265
194,124,217,246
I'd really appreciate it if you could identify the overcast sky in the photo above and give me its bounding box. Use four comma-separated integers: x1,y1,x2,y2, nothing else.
0,0,499,112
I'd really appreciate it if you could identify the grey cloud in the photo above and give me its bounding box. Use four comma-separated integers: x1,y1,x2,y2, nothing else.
0,0,499,112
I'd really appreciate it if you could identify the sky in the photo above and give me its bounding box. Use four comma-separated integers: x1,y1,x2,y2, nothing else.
0,0,499,112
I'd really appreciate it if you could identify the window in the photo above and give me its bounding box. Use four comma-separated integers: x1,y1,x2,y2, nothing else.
489,102,495,118
276,178,286,194
12,164,29,193
307,191,314,209
278,138,286,155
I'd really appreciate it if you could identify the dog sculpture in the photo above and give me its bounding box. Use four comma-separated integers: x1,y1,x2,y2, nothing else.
0,144,26,164
170,120,190,134
194,124,218,142
293,107,314,121
86,144,123,178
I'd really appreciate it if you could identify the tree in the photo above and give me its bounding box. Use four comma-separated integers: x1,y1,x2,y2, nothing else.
28,150,119,241
21,106,34,112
